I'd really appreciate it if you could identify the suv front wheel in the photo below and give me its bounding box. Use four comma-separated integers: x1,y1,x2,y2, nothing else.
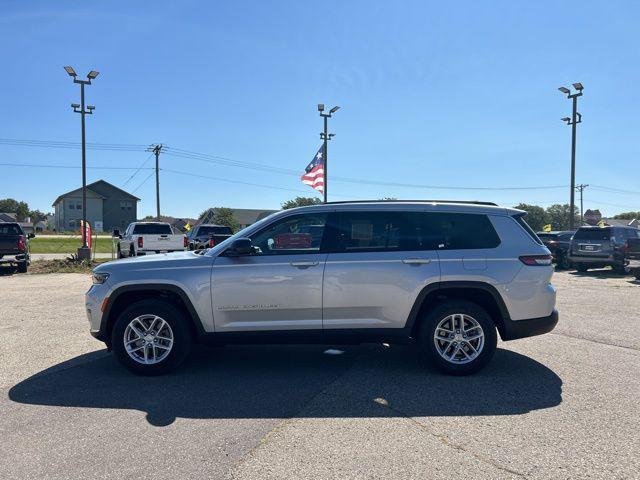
418,300,497,375
112,300,192,375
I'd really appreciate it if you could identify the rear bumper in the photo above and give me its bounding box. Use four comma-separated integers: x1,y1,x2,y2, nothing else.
568,254,624,265
501,309,559,341
0,253,28,264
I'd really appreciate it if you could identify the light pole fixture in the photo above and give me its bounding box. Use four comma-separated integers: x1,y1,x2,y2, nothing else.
318,103,340,203
65,66,99,260
558,83,583,230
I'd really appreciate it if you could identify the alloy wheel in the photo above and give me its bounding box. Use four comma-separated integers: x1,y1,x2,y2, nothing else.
123,314,174,365
433,313,485,364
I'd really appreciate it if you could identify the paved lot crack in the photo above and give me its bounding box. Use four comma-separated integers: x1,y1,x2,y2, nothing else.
320,391,528,479
550,332,639,353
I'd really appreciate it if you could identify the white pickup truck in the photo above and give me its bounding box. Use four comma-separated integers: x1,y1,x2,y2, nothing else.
114,222,187,258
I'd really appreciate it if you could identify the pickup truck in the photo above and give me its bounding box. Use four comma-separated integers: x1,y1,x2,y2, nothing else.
186,224,233,250
115,222,187,258
627,237,640,280
0,222,33,273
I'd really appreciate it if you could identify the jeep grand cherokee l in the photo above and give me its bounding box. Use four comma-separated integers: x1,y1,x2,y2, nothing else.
86,201,558,376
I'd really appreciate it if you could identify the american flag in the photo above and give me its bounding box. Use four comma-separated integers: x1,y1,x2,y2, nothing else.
301,145,325,193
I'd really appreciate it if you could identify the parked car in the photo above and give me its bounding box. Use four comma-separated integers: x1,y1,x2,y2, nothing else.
0,222,33,273
626,237,640,280
568,226,640,273
86,201,558,376
186,224,233,250
537,230,575,269
114,222,187,258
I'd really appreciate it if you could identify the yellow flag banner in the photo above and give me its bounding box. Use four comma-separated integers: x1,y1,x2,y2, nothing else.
542,224,552,232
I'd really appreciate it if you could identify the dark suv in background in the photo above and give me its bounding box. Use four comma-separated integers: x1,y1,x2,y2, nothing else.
569,226,640,273
537,230,575,269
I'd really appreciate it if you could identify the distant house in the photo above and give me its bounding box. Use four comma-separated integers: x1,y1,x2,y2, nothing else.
52,180,140,232
0,212,17,222
601,218,638,228
198,208,277,229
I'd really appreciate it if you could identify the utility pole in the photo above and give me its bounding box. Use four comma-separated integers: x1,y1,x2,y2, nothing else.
576,184,588,225
64,66,99,261
147,144,164,219
559,83,584,230
317,104,340,203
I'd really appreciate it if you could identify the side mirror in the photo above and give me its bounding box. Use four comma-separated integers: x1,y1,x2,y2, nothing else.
27,233,35,239
225,237,254,256
112,229,121,239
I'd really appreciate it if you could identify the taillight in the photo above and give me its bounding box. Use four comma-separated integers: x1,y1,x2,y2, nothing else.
519,254,553,266
623,241,629,256
184,236,188,248
137,237,143,248
17,235,26,251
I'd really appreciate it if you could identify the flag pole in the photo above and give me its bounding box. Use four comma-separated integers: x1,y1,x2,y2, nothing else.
323,115,328,203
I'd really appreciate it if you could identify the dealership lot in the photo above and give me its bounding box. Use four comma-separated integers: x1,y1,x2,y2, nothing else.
0,269,638,479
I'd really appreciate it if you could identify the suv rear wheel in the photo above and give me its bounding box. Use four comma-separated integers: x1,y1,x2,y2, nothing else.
418,300,497,375
111,300,192,375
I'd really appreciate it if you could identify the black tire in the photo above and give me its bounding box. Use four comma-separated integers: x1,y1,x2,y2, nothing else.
417,300,497,376
117,245,123,259
556,252,570,270
111,300,192,375
129,246,135,257
613,264,628,275
17,262,27,273
576,264,588,272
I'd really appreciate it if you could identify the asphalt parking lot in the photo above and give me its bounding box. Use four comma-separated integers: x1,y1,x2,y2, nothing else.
0,269,638,479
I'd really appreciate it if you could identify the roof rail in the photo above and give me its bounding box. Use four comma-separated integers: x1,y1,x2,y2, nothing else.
326,199,498,206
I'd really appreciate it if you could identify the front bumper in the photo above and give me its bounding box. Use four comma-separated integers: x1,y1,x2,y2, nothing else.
501,309,559,341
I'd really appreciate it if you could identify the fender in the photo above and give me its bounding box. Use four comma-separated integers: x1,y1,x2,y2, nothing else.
99,283,207,341
404,281,511,332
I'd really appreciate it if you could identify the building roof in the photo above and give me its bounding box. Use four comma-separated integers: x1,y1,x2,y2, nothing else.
52,179,140,206
0,212,17,222
601,218,638,227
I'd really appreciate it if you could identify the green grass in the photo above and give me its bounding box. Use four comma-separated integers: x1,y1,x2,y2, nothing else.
28,258,110,274
30,236,116,254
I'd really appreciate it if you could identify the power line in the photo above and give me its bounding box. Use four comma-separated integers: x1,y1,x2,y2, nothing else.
122,153,155,186
0,162,153,170
131,171,156,194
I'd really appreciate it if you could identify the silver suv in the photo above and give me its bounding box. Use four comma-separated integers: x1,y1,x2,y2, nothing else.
86,201,558,376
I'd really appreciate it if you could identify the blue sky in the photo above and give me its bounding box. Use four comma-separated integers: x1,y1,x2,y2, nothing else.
1,0,639,218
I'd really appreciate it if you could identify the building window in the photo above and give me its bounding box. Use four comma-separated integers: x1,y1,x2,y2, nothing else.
69,204,75,210
76,203,82,210
120,201,133,210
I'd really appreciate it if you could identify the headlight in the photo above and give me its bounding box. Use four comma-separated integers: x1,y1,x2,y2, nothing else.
92,272,110,284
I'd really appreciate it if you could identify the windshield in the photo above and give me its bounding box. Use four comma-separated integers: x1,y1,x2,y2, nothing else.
205,212,280,256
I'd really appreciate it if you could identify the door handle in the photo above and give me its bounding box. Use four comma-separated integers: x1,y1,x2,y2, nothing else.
402,258,431,265
290,261,319,268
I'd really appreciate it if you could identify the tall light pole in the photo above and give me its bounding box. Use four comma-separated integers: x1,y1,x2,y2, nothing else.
318,104,340,203
65,66,99,260
559,83,583,230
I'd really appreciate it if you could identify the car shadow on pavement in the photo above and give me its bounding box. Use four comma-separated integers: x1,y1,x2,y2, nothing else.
569,269,629,279
9,344,562,427
0,265,16,276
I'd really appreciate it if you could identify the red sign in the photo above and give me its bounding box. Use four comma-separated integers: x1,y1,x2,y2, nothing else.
274,233,312,249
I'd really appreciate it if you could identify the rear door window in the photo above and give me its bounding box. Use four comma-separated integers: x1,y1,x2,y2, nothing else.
330,212,407,252
133,224,173,235
0,224,21,235
573,228,611,241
